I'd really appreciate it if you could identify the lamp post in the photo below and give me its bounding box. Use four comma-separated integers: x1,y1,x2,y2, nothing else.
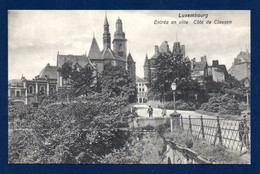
244,81,250,111
170,82,180,132
171,82,177,113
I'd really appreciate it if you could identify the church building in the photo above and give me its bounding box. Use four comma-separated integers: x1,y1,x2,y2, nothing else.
8,15,136,105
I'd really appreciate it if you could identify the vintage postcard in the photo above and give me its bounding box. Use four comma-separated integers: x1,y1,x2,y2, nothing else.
8,10,250,164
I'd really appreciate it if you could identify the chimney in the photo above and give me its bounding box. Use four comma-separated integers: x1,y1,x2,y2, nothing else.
212,60,219,67
201,55,207,62
155,45,159,53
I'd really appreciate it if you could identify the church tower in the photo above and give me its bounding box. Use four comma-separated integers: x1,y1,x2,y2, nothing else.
113,17,127,60
144,53,151,82
103,14,111,50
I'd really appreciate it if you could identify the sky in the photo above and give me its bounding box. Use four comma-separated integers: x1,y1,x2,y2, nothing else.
8,10,250,80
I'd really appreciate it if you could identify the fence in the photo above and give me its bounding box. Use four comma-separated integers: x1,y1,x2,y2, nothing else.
179,115,251,152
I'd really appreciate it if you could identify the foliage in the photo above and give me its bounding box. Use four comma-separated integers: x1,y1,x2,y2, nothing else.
205,76,246,102
101,64,137,103
159,100,197,111
100,132,166,164
149,53,208,105
58,61,100,97
150,53,191,102
199,94,241,115
8,94,135,164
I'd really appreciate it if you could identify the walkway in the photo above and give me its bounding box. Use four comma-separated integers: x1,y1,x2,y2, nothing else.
132,104,216,119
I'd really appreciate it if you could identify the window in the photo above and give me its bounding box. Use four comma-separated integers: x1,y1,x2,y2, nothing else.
16,91,20,97
50,87,55,94
28,85,34,94
142,88,144,92
119,44,123,50
139,98,142,103
118,52,123,57
40,86,45,94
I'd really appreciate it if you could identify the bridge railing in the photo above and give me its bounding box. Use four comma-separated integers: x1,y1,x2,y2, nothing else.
179,115,251,152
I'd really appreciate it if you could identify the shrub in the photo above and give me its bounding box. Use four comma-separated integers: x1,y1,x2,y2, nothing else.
159,100,197,111
155,122,170,136
199,94,241,115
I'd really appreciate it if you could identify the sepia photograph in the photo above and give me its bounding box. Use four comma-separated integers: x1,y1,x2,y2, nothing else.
8,10,251,164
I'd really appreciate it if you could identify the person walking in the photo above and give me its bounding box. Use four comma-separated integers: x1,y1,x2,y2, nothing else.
161,106,167,117
147,105,153,117
239,114,250,154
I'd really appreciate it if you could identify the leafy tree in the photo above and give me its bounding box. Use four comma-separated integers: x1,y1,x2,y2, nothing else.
58,62,100,97
150,53,192,102
101,64,137,103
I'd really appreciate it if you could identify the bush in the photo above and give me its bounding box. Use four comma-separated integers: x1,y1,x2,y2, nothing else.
8,93,134,164
159,100,197,111
155,122,170,136
199,94,241,115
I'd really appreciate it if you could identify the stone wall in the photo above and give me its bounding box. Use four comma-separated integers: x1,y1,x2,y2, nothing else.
164,139,211,164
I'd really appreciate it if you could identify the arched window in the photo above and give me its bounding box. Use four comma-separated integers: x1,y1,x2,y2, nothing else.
143,98,146,103
139,98,142,103
16,91,20,97
40,86,45,94
28,85,34,94
50,87,55,94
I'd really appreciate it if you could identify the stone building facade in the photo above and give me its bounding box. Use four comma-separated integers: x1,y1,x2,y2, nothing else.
191,56,228,83
136,76,149,103
228,50,250,81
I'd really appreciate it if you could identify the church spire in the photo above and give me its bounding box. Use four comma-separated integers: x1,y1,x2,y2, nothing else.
103,13,111,50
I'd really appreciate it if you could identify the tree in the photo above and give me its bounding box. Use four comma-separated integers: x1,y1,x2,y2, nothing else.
58,62,100,97
150,53,191,102
101,64,137,103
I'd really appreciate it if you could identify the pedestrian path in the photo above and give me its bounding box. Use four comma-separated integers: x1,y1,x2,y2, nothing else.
132,104,216,119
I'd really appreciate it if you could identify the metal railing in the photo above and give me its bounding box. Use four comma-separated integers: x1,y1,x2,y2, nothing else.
179,115,251,152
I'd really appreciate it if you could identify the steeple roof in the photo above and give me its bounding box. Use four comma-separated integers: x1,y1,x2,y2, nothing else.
104,14,109,25
144,54,150,66
127,53,134,62
88,37,102,60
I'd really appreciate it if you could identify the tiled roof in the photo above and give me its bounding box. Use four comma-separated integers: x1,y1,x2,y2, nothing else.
38,64,58,79
217,65,228,74
57,54,90,68
8,79,24,87
136,76,148,83
237,51,250,62
101,48,125,61
151,51,160,59
159,41,171,55
88,37,102,60
192,62,207,71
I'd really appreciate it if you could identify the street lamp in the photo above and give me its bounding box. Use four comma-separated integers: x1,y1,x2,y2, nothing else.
171,82,177,113
170,82,180,132
244,80,250,111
